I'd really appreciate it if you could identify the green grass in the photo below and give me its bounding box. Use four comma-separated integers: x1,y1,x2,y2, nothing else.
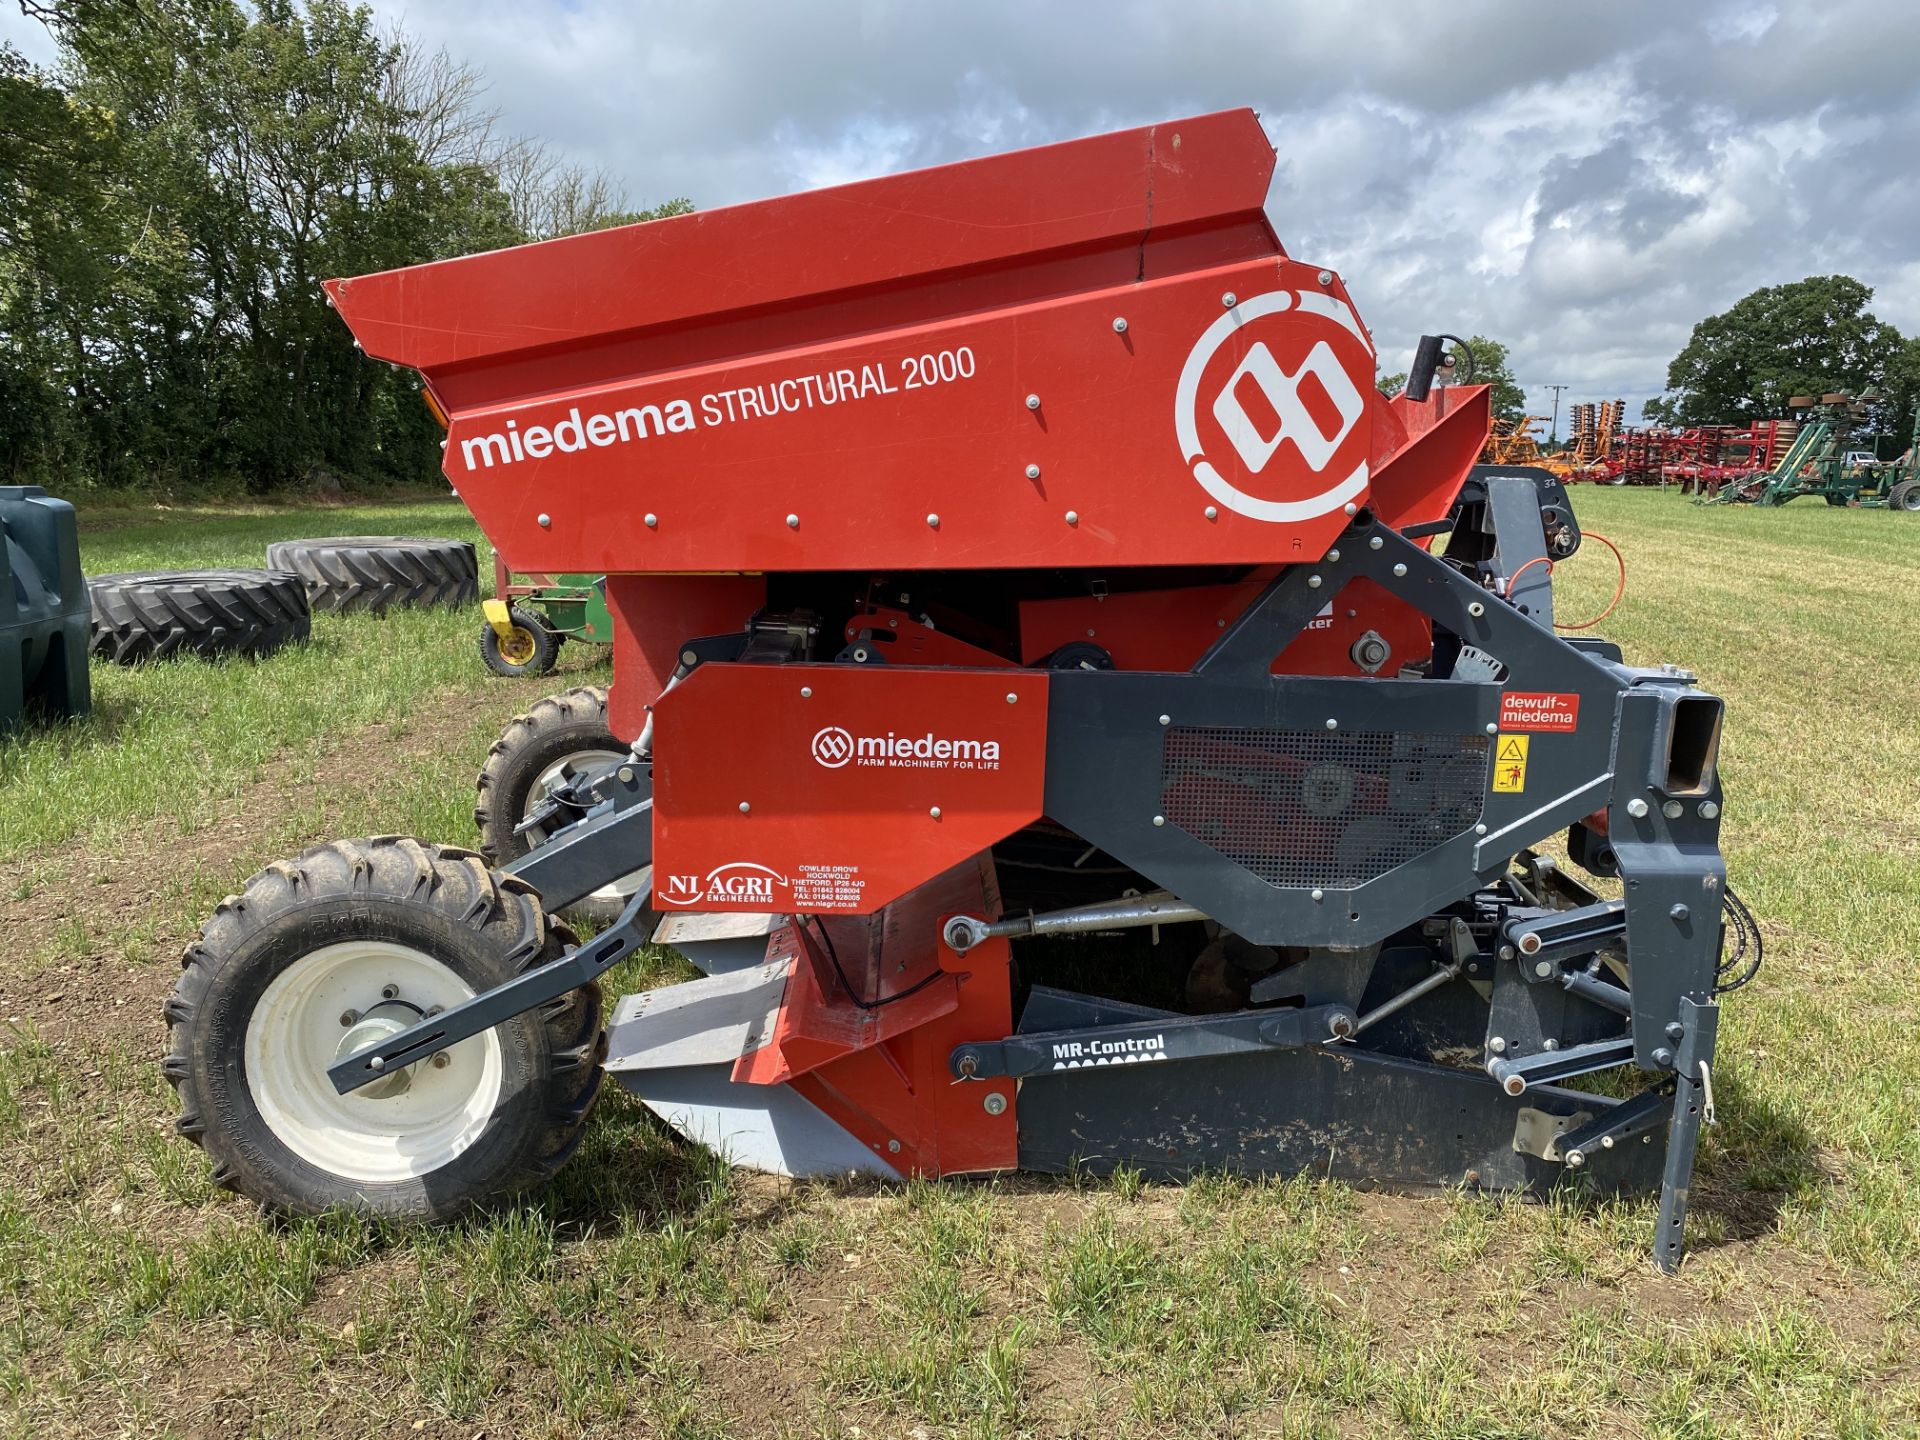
0,488,1918,1437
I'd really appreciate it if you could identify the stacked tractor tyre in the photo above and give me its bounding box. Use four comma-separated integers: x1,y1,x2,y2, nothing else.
266,536,478,614
89,535,477,667
88,569,311,664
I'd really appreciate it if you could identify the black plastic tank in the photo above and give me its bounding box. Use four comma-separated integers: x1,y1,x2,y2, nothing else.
1,485,91,732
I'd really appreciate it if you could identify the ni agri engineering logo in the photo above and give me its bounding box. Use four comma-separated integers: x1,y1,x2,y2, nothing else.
1174,288,1374,522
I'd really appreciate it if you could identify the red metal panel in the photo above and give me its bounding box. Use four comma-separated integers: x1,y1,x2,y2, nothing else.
426,257,1382,574
1019,574,1431,677
734,861,1017,1175
601,574,764,741
325,110,1277,378
650,663,1048,914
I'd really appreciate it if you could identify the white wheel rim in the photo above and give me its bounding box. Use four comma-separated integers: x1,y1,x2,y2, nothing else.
246,940,505,1184
528,750,646,904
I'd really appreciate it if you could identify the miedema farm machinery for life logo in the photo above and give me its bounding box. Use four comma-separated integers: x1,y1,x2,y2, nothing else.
810,725,1002,771
1175,288,1374,522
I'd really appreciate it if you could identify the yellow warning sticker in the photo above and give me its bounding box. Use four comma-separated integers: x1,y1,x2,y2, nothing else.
1492,734,1530,792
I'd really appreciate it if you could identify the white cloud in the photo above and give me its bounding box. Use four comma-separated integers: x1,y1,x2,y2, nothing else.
8,0,1918,421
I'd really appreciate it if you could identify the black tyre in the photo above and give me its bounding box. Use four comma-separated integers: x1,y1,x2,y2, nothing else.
164,836,603,1218
479,606,561,677
474,686,648,927
264,535,478,614
88,568,310,665
1889,480,1920,512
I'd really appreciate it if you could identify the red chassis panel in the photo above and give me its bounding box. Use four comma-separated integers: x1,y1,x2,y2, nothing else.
650,663,1049,915
738,861,1019,1176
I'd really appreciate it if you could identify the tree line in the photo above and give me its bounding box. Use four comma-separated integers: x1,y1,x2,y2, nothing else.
1,0,688,494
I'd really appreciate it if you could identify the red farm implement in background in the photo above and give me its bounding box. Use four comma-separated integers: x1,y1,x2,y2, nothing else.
165,110,1747,1273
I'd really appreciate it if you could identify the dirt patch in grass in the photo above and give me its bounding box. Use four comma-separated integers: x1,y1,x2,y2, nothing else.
0,683,492,1060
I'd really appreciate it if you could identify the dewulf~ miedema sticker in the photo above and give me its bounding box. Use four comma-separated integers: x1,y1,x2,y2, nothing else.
1500,691,1581,733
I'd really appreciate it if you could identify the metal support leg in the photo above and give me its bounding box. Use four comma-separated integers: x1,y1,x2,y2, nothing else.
1652,995,1719,1273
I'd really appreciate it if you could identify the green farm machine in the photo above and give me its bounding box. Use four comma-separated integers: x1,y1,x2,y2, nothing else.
479,556,615,677
1709,395,1920,510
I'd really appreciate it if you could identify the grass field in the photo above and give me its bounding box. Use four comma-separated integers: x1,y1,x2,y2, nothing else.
0,489,1916,1438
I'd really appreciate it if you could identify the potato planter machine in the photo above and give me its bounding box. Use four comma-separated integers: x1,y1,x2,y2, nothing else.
171,110,1746,1270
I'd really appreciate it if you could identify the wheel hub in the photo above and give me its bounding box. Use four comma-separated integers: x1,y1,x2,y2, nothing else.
501,626,538,664
335,1000,423,1098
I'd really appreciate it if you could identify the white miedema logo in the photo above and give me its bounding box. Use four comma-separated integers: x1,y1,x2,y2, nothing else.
811,726,855,768
1174,289,1373,522
810,725,1003,770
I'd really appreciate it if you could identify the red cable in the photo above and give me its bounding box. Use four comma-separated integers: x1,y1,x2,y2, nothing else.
1553,529,1627,631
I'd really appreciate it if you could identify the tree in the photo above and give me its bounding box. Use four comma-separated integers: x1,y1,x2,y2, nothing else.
2,1,691,493
1644,276,1902,426
1454,336,1526,421
1375,370,1405,397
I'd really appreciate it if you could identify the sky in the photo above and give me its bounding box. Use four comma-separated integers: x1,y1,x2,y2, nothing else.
9,0,1920,425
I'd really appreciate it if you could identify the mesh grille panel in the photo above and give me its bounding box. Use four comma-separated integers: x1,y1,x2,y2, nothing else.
1160,726,1489,889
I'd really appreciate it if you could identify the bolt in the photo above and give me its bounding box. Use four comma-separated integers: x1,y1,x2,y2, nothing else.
1221,291,1237,307
381,985,399,1001
1486,723,1498,734
681,649,699,666
1698,800,1720,819
983,1091,1008,1116
1006,692,1018,704
786,513,800,529
1344,502,1359,516
1670,903,1690,922
1026,463,1041,480
1025,393,1041,410
1468,602,1486,617
1327,548,1341,562
1325,718,1338,730
1065,510,1079,526
1652,1047,1674,1068
801,686,813,698
1465,1169,1481,1185
1152,815,1165,827
1489,1036,1508,1053
1665,1022,1685,1041
1317,270,1334,286
537,513,552,528
1112,316,1128,333
887,1139,901,1153
1308,574,1323,589
1499,946,1515,960
1544,1038,1559,1051
1204,505,1218,520
738,801,751,814
1159,714,1171,726
618,766,636,785
1311,888,1325,901
1503,1074,1526,1097
1518,933,1542,955
929,806,942,819
431,1053,450,1069
339,1010,358,1027
1475,823,1488,835
927,513,940,528
1626,798,1650,819
1535,960,1553,979
1565,1149,1586,1169
1392,562,1407,577
644,512,658,528
1369,535,1384,550
1663,799,1684,820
